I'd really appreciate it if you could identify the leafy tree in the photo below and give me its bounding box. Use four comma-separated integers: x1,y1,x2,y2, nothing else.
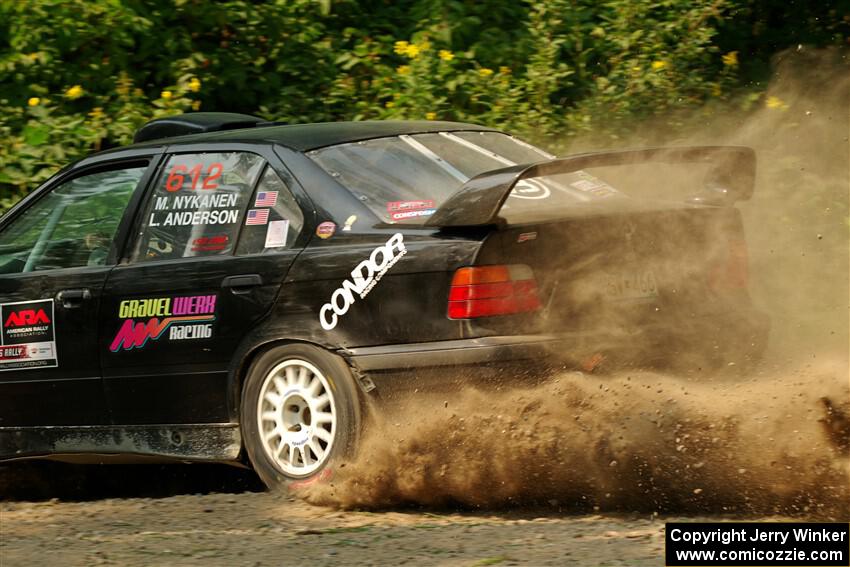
0,0,846,213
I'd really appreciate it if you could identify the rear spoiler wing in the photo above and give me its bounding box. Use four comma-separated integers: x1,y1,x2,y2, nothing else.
424,145,755,228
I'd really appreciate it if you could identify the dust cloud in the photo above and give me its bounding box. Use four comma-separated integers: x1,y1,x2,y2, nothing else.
302,363,848,518
299,49,849,517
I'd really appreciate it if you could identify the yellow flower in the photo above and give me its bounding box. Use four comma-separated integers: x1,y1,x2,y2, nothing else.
711,84,722,97
397,65,411,75
722,51,739,67
765,95,787,110
188,77,202,92
385,101,395,108
499,66,511,75
404,43,420,59
651,60,667,71
478,67,494,77
192,100,202,111
88,107,103,119
65,85,83,99
419,40,431,51
161,90,172,100
438,50,454,62
393,40,409,55
27,97,40,107
425,112,436,120
116,78,131,96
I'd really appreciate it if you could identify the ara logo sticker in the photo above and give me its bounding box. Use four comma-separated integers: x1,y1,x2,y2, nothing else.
319,233,407,331
0,299,57,372
110,295,217,352
4,308,50,328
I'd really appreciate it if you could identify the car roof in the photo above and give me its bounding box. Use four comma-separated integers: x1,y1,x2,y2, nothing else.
127,120,499,153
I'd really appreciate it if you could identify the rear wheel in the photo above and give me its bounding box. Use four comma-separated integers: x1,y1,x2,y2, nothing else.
241,344,361,487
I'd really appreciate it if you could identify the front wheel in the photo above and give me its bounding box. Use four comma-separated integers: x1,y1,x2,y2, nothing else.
240,343,361,487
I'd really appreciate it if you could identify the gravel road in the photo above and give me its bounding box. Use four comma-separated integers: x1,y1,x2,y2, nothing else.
0,471,792,567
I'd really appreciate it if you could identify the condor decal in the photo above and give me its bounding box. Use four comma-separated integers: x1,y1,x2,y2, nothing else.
386,200,436,221
0,299,58,371
110,294,217,352
319,233,406,330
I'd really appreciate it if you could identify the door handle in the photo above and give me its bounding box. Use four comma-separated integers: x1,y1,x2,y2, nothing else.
222,274,263,294
56,288,92,308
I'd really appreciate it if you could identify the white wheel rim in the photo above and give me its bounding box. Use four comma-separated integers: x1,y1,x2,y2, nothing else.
256,359,337,477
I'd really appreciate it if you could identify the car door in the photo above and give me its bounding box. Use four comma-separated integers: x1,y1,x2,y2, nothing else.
0,158,157,426
100,147,310,425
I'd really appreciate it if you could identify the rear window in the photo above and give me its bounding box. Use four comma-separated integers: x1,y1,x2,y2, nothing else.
309,131,622,225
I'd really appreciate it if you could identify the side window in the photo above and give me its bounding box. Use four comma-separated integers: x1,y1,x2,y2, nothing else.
236,166,305,255
0,165,146,274
132,152,264,262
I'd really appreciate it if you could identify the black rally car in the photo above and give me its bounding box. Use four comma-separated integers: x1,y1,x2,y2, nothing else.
0,113,768,485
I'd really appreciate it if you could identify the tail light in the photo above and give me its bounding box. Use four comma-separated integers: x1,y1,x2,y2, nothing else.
709,239,749,291
448,264,541,319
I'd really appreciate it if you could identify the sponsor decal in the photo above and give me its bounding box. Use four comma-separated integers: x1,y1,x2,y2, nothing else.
517,231,537,243
386,200,436,220
0,299,58,371
319,233,407,331
342,215,357,232
245,209,270,226
254,190,278,207
390,209,436,220
570,171,619,197
191,234,229,252
149,207,240,227
316,221,336,239
387,200,435,213
264,219,289,248
571,179,618,197
147,163,242,227
510,179,550,200
165,163,223,192
110,295,216,352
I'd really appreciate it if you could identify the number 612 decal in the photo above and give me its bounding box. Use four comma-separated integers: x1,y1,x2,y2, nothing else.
166,163,224,192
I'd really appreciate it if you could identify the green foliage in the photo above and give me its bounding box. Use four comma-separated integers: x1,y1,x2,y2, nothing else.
1,0,846,213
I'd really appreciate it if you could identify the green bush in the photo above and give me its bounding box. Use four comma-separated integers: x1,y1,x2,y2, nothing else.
1,0,846,213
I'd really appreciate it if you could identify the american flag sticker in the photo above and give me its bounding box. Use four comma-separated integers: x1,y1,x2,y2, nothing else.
254,191,278,207
245,209,270,225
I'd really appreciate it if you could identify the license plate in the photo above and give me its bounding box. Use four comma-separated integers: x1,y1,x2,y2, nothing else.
604,269,659,301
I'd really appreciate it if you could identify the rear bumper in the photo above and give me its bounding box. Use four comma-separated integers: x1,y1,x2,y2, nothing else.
342,309,771,372
342,335,562,371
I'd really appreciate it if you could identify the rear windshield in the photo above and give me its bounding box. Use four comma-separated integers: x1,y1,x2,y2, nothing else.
310,132,626,225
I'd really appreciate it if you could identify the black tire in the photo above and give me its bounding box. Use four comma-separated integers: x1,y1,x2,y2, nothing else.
240,343,361,488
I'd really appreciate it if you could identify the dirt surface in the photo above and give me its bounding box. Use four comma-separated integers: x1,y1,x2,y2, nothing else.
0,486,813,567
